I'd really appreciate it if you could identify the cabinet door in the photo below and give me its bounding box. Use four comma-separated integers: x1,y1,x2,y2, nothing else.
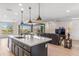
18,47,23,56
8,38,12,50
15,44,19,56
23,50,30,56
11,42,15,53
8,38,9,48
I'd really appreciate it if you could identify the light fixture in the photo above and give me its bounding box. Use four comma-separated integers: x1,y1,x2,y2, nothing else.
18,3,22,7
21,8,24,11
36,3,42,21
66,10,70,13
20,10,24,24
28,6,32,23
18,9,24,35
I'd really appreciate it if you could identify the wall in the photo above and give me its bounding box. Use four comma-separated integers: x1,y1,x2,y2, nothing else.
45,21,57,33
55,20,79,40
45,21,70,34
70,20,79,40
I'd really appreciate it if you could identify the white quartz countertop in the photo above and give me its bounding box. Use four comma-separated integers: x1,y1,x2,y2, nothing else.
8,35,52,47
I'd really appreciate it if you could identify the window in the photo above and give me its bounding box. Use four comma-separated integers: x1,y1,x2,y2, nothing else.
0,22,13,35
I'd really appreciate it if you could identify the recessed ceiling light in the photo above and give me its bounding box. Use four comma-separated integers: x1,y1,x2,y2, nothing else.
21,8,24,11
66,10,70,13
18,3,22,6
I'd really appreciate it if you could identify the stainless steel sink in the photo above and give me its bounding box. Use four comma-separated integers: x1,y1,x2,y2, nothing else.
15,37,25,39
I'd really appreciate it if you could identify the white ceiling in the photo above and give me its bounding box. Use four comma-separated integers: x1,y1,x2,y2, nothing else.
0,3,79,22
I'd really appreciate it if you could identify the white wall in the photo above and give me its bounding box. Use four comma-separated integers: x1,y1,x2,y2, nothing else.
45,21,71,34
70,20,79,40
55,20,79,40
45,21,56,33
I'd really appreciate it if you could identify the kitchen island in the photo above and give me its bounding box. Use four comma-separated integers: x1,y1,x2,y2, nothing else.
8,35,52,56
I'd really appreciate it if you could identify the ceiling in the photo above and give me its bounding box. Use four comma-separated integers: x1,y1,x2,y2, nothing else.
0,3,79,22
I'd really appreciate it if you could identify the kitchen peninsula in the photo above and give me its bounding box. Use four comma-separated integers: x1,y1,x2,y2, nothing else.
8,35,52,56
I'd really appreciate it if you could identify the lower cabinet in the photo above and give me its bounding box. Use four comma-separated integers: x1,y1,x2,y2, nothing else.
18,47,23,56
10,38,47,56
8,38,12,50
15,44,19,56
11,41,15,54
11,40,31,56
23,50,30,56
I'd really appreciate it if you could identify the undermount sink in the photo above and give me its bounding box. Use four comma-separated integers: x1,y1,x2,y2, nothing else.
15,37,25,39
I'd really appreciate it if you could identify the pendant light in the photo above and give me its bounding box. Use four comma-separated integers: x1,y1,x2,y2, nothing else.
36,3,42,21
18,8,24,35
21,9,24,24
28,6,32,23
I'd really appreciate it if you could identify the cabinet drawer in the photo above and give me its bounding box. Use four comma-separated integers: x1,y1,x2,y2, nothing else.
23,45,31,52
23,50,30,56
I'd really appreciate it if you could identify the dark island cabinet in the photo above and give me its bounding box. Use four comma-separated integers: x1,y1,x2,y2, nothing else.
18,47,23,56
8,37,49,56
10,39,31,56
8,37,52,56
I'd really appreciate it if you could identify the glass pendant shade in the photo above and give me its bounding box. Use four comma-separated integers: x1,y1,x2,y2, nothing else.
28,19,32,23
36,3,42,21
28,6,32,23
36,16,42,20
21,10,24,24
